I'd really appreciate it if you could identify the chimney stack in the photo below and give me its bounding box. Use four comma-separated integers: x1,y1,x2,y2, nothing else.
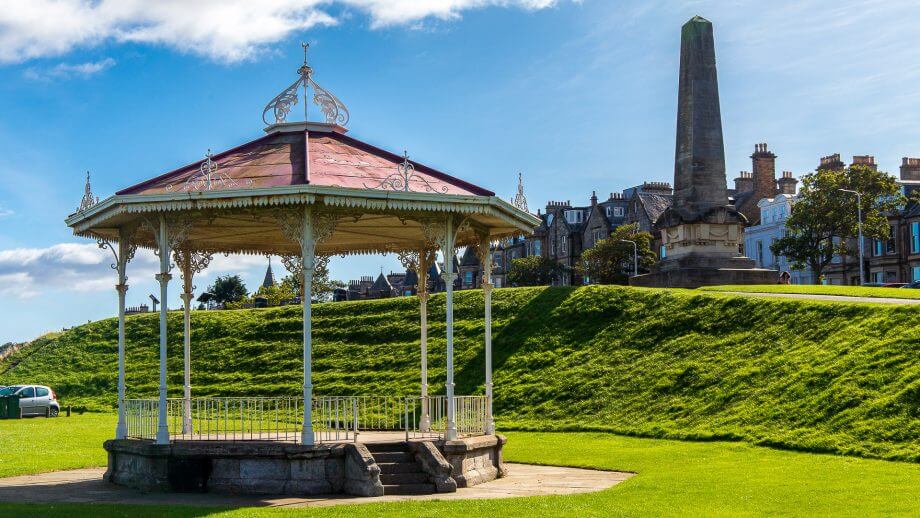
900,157,920,181
817,153,844,171
733,171,754,193
777,171,798,195
851,155,877,171
751,143,777,198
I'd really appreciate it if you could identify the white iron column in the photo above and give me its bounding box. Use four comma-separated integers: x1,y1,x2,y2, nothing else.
114,233,131,439
418,251,431,432
481,236,495,435
155,215,172,445
442,217,458,440
180,259,194,435
301,206,316,445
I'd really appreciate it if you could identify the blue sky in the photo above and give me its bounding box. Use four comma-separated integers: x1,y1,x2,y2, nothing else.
1,0,919,343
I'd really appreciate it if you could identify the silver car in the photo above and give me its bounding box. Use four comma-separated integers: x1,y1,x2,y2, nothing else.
0,385,60,417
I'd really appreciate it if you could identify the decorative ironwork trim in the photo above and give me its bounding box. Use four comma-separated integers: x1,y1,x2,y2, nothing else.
364,151,448,194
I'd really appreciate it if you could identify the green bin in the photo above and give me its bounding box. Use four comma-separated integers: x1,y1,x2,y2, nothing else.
0,396,7,419
5,395,21,419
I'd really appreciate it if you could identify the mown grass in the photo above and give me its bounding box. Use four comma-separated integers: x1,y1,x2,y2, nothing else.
1,415,919,516
0,413,112,478
701,284,920,299
2,286,919,462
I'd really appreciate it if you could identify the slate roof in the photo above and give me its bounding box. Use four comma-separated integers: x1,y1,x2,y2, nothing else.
460,245,481,267
636,192,673,224
371,272,392,292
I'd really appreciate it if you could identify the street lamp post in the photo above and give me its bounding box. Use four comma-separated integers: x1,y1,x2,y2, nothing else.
839,188,865,285
619,239,638,276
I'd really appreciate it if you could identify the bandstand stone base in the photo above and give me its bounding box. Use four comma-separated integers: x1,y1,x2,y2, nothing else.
103,435,505,497
440,434,507,488
103,439,384,497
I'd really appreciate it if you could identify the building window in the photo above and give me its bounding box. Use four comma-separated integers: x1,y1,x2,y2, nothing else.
660,245,666,258
913,266,920,281
911,222,920,254
874,271,884,284
560,235,568,254
564,210,583,225
886,225,896,254
756,240,764,267
533,240,541,256
592,229,603,244
464,271,473,286
613,206,624,217
605,207,611,217
874,240,883,257
762,209,770,224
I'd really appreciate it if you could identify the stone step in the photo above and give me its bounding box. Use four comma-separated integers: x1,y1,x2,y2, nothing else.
382,483,437,495
364,442,408,453
370,451,413,463
378,461,422,474
380,471,430,485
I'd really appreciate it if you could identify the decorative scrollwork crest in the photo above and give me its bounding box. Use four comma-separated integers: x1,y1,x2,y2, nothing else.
364,151,448,194
165,149,252,192
262,43,349,127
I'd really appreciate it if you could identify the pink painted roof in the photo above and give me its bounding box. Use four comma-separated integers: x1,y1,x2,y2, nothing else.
117,127,492,197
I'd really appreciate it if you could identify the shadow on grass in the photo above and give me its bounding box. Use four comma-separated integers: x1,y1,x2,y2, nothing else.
455,286,577,397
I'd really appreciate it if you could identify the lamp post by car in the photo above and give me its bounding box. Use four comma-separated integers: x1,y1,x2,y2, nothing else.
619,239,638,276
838,188,865,285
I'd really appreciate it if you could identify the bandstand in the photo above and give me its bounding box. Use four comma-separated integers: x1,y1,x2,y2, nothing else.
65,48,539,497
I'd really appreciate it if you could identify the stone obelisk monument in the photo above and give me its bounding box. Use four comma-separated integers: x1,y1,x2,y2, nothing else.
631,16,775,288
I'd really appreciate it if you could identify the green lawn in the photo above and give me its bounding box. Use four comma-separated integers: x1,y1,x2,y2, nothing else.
0,415,919,516
0,413,112,478
3,286,920,462
701,284,920,299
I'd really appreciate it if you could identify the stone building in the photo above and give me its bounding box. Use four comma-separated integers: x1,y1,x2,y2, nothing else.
755,153,920,286
743,194,814,284
482,177,673,287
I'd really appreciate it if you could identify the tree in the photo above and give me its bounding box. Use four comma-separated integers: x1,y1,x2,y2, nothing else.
279,260,346,302
578,223,656,285
208,275,248,305
771,165,903,283
507,256,564,287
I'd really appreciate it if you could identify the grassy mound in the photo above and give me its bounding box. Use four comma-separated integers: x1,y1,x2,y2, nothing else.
701,284,920,299
1,286,918,461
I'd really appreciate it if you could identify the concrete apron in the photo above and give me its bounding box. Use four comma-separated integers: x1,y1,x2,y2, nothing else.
0,464,634,508
103,434,506,497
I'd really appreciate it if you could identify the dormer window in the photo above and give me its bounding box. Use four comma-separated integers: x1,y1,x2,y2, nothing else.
613,206,624,217
564,210,583,224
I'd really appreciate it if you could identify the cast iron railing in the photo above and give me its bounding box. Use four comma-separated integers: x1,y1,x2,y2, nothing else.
123,395,488,443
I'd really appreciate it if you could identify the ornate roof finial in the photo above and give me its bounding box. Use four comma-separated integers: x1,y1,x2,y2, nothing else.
262,42,349,127
512,172,529,213
78,171,99,212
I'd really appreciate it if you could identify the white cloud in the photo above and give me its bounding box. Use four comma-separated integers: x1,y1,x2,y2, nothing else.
0,243,268,300
0,0,564,64
0,205,13,218
23,57,116,81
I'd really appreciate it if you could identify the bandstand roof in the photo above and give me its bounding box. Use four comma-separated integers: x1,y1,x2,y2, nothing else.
65,122,539,256
65,49,539,257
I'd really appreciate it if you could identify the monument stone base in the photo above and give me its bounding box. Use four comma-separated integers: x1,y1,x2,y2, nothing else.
629,266,778,288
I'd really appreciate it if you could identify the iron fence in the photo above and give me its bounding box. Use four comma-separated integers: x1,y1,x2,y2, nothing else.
123,395,488,442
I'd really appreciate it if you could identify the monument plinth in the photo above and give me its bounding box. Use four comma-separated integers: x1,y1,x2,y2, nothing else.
631,16,776,288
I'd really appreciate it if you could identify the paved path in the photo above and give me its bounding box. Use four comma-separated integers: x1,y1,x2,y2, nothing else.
0,464,632,509
713,291,920,305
